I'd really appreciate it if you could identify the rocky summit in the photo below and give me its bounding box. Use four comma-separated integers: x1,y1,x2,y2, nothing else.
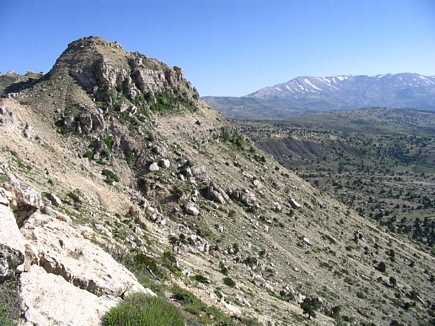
1,36,435,325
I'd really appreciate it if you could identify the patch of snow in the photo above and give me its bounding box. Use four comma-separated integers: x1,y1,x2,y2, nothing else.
275,87,282,91
285,85,294,92
304,78,322,91
296,82,306,91
337,76,345,81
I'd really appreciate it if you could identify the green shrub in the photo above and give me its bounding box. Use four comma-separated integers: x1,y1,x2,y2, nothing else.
223,277,236,287
0,306,15,326
102,169,119,183
67,191,82,204
192,274,209,284
103,293,184,326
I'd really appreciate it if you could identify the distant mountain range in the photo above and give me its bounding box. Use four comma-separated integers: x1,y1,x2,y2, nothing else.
202,73,435,119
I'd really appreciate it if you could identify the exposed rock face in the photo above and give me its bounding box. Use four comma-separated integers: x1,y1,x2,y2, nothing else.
20,265,121,326
0,181,153,325
50,36,199,105
0,204,24,280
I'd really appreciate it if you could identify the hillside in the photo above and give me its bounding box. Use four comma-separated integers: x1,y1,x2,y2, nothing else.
1,37,435,326
237,107,435,252
202,74,435,119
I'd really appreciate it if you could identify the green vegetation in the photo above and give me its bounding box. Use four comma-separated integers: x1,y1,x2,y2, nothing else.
300,297,321,319
103,293,184,326
223,277,236,287
102,169,119,183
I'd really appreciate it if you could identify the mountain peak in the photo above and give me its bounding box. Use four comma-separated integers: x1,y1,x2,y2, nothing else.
204,73,435,119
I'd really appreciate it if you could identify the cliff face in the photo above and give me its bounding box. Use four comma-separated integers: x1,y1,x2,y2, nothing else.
1,37,435,326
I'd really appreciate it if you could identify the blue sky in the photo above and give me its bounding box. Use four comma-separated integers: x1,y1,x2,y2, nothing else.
1,0,434,96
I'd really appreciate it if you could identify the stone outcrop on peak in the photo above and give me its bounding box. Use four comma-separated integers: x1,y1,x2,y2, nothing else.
49,36,198,106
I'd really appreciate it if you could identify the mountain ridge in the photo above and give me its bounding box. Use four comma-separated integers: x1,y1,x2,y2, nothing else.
202,73,435,119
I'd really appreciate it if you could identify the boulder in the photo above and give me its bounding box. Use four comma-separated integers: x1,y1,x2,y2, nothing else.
231,189,256,207
0,106,17,131
79,114,93,133
46,193,63,206
184,202,199,216
159,159,170,168
148,162,160,172
190,165,208,182
208,182,229,204
152,145,166,156
12,187,42,227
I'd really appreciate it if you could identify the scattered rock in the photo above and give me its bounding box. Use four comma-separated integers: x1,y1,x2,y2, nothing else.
190,165,208,182
47,193,63,206
184,202,199,216
159,159,170,168
148,162,160,172
289,197,301,209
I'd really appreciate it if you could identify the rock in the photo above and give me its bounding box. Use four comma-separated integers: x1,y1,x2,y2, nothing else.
152,145,166,156
289,197,301,209
190,165,208,182
13,187,42,227
47,192,63,206
0,187,13,206
79,114,93,133
185,202,199,216
0,106,17,131
23,123,33,139
231,189,256,207
95,224,113,238
303,237,312,246
91,113,105,131
271,202,282,212
326,234,337,244
253,179,263,188
159,159,170,168
148,162,160,172
40,205,72,224
208,182,229,204
20,211,147,298
0,204,25,280
20,265,121,326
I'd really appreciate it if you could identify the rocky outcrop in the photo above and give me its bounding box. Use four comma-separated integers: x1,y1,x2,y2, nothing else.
20,265,121,326
0,203,24,280
208,182,229,204
50,36,199,106
0,179,154,326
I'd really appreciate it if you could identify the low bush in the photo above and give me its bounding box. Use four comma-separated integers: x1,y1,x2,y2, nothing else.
103,293,184,326
223,277,236,287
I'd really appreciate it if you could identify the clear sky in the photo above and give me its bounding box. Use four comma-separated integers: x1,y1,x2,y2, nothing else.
1,0,434,96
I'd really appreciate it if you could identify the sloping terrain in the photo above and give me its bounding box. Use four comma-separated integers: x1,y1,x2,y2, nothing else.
203,74,435,119
1,37,435,326
238,107,435,254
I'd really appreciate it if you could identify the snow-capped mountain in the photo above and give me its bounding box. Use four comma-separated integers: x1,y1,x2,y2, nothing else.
202,73,435,119
248,73,435,101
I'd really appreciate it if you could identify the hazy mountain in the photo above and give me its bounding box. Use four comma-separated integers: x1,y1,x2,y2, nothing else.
203,73,435,119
